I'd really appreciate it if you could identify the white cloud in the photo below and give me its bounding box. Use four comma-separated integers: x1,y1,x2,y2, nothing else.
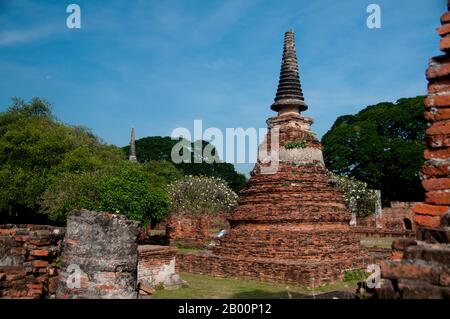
0,26,55,46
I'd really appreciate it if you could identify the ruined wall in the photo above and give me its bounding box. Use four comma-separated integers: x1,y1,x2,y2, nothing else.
137,245,184,297
138,245,177,286
353,202,417,237
177,250,369,287
56,210,140,299
384,202,418,231
0,224,65,298
166,215,209,247
377,3,450,299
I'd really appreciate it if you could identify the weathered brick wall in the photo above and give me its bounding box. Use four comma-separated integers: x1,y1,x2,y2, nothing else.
177,250,369,287
166,215,210,247
56,210,140,299
137,245,183,295
0,224,65,298
351,227,415,238
376,3,450,299
355,201,417,235
413,5,450,228
138,245,177,285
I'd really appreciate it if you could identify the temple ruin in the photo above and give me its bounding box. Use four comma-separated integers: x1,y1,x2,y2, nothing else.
129,127,137,162
178,30,369,285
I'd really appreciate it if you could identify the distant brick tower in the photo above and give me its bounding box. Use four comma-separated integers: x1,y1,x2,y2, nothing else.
179,30,368,286
129,127,137,162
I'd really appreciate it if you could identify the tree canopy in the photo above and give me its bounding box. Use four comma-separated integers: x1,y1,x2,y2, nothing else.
122,136,247,193
0,98,177,225
322,96,426,205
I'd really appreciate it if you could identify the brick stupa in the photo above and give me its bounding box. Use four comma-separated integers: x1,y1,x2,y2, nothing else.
179,30,368,285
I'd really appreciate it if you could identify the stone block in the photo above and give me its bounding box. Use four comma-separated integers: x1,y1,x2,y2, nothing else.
56,210,140,299
425,95,450,108
413,203,448,216
425,191,450,205
414,215,441,229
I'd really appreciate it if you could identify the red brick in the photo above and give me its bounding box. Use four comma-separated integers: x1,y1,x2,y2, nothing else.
32,260,49,268
422,178,450,191
424,148,450,160
413,203,449,216
426,121,450,135
2,267,26,275
438,24,450,36
428,79,450,94
425,191,450,205
29,240,51,246
426,61,450,80
440,272,450,286
5,274,25,281
414,214,441,228
30,250,49,257
139,282,155,295
390,251,403,261
0,229,15,235
425,95,450,108
421,162,450,176
26,283,43,291
441,12,450,24
33,267,48,274
13,236,29,242
426,134,450,148
424,108,450,121
441,37,450,52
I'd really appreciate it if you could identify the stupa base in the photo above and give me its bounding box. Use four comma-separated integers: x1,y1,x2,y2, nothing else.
176,251,371,286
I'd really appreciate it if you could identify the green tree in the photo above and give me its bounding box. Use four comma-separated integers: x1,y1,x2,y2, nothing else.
322,96,426,205
123,136,247,193
0,97,175,225
98,166,170,225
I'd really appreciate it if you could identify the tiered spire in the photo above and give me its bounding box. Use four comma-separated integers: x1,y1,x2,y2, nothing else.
271,29,308,113
129,127,137,162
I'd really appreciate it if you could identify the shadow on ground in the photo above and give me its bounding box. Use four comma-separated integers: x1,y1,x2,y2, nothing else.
231,290,355,299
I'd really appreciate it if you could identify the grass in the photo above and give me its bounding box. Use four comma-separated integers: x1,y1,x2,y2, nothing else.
153,272,359,299
359,236,395,249
176,247,204,254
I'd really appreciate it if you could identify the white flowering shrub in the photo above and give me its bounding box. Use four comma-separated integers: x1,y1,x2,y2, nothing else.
167,176,239,216
330,173,377,217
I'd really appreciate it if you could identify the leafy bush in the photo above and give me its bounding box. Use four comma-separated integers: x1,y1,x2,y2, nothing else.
330,173,377,217
344,269,369,282
0,97,175,225
167,176,238,216
284,140,307,149
98,166,170,224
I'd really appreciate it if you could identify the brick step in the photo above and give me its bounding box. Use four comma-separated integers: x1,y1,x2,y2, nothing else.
416,227,450,244
403,243,450,266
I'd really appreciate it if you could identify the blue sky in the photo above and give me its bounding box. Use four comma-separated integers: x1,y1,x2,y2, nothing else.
0,0,444,175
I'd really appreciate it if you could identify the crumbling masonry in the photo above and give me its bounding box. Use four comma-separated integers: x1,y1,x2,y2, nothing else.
177,30,369,285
